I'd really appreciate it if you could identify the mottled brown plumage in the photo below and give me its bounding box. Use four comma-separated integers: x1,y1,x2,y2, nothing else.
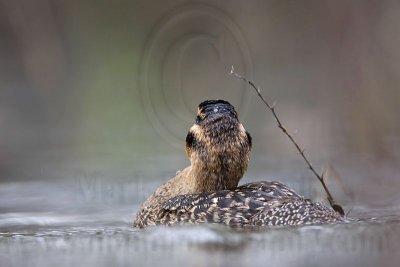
133,100,343,228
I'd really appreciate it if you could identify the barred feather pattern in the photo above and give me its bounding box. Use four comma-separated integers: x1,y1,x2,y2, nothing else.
133,181,343,228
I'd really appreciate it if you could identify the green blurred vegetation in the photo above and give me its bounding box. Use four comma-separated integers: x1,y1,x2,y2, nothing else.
0,0,399,187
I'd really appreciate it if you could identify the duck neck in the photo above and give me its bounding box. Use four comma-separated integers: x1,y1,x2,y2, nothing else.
189,154,247,193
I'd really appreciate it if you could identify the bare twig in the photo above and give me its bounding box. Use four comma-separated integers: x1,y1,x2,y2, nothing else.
229,66,344,215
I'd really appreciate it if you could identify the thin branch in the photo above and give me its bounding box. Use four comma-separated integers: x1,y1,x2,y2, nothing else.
229,66,344,215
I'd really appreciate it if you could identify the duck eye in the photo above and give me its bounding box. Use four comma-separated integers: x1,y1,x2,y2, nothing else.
195,115,201,124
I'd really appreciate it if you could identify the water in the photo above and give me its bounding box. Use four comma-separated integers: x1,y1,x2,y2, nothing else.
1,181,400,267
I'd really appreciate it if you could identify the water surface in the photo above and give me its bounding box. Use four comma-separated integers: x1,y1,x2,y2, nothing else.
1,181,399,267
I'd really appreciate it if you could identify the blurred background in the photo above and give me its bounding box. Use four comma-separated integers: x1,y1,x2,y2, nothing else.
1,0,400,216
1,1,400,267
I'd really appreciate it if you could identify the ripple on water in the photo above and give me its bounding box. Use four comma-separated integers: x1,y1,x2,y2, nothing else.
1,179,400,267
0,214,400,267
